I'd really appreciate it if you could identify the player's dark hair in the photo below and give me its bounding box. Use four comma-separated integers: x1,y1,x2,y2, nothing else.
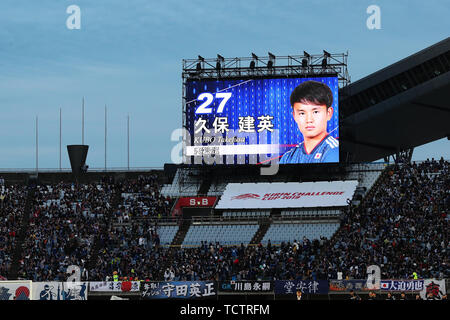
290,80,333,108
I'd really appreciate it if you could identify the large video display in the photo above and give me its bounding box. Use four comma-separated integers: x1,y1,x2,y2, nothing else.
184,77,339,165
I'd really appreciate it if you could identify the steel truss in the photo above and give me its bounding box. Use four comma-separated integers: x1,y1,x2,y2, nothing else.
182,52,350,88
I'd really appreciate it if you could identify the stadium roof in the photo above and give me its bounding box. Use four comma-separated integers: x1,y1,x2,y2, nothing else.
340,37,450,162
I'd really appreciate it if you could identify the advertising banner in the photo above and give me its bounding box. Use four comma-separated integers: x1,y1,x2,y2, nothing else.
380,280,424,292
420,279,446,300
184,77,339,165
33,282,88,300
329,280,376,292
89,281,141,292
0,281,32,300
216,181,357,209
141,281,216,299
218,281,272,293
275,280,329,295
177,197,217,207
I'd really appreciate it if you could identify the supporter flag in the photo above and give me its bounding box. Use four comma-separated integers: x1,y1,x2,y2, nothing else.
420,279,446,300
121,281,132,292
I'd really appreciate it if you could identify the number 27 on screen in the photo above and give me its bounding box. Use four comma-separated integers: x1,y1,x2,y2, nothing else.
195,92,232,114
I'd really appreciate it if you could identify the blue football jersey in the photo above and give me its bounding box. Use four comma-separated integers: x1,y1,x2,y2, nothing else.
279,135,339,164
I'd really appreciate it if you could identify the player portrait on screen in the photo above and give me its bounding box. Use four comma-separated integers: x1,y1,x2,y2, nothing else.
279,80,339,164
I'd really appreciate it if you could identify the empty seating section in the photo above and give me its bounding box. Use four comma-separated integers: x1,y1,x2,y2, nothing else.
183,224,259,246
161,170,201,197
281,208,341,217
346,163,386,192
222,210,270,218
261,222,339,245
158,225,179,245
207,182,227,196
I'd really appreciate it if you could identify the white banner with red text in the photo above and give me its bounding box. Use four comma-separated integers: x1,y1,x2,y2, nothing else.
215,181,358,209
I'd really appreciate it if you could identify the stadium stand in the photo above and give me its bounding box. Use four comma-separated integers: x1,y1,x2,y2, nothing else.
161,169,202,197
88,221,169,281
16,179,115,281
148,158,448,281
0,184,28,279
280,208,341,217
0,158,447,282
261,222,340,245
118,174,173,220
222,210,271,218
182,223,259,247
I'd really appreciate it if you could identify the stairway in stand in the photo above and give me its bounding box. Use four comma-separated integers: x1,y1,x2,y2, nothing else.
249,217,271,245
157,219,192,280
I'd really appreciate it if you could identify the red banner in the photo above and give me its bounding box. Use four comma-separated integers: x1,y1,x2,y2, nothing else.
177,196,217,207
171,197,217,217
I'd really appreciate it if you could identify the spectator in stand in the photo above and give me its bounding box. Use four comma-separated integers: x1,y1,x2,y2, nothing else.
385,292,395,300
349,290,361,301
118,175,173,220
399,292,408,300
0,184,27,278
17,178,115,281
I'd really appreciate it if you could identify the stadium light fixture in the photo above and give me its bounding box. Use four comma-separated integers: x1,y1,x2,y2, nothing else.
250,53,258,69
322,50,330,69
302,51,310,68
268,52,275,69
302,59,308,68
216,54,224,72
196,55,204,73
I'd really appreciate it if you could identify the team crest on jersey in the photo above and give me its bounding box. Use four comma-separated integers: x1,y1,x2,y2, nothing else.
314,153,322,159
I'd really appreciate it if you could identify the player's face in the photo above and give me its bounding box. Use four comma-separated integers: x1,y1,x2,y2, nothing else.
292,103,333,139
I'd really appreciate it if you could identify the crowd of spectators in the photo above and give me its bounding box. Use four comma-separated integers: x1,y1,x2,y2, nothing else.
16,177,115,281
1,158,448,282
126,158,449,282
89,221,164,281
0,184,27,278
325,157,449,280
116,174,172,221
87,174,172,280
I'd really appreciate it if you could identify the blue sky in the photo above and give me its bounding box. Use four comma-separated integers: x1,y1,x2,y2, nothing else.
0,0,449,169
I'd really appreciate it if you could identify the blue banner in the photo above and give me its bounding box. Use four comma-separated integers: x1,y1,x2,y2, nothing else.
275,280,329,295
380,280,424,291
218,281,273,293
141,281,216,299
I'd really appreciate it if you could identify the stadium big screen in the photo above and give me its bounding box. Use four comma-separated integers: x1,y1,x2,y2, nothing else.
183,77,339,165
